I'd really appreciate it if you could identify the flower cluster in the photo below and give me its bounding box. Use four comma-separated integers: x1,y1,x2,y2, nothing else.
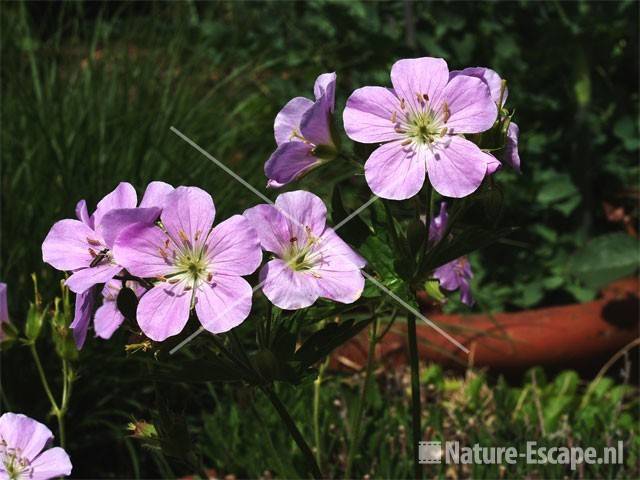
0,412,72,480
42,185,365,346
39,56,519,349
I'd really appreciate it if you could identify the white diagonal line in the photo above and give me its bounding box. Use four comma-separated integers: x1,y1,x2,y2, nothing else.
361,271,469,354
171,126,273,204
169,126,468,356
333,195,379,231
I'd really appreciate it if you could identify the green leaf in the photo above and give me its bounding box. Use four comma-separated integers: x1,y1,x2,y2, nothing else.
294,318,371,368
330,183,371,247
567,233,639,289
536,173,580,210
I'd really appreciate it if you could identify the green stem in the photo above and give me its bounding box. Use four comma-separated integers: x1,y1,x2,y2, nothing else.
261,386,323,479
313,358,328,470
31,343,66,447
407,314,422,479
345,318,378,479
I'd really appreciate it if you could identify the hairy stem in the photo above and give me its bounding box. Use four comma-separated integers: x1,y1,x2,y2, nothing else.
407,314,422,479
313,358,328,470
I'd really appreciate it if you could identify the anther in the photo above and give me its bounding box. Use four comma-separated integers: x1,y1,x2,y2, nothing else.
400,98,406,110
401,139,412,146
390,111,397,123
442,102,451,123
87,238,102,246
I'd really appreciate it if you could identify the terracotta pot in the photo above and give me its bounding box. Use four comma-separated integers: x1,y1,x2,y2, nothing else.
331,277,639,372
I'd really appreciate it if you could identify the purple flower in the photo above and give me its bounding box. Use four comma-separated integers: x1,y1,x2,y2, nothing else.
0,412,72,480
343,57,498,200
450,67,520,172
428,202,474,306
113,186,262,341
42,181,174,348
265,73,337,187
244,191,366,310
0,283,8,341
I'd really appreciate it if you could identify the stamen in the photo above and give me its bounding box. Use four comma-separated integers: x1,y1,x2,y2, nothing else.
442,102,451,123
423,93,429,102
401,139,412,146
207,272,213,282
390,111,397,123
290,237,297,243
400,98,406,110
395,126,406,134
87,238,102,246
88,248,98,257
168,278,180,284
178,230,189,243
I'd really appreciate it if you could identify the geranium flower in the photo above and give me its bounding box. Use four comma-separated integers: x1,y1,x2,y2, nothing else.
0,412,72,480
113,186,262,341
42,181,174,347
343,57,498,200
243,190,365,310
265,72,337,187
428,202,474,306
450,66,520,172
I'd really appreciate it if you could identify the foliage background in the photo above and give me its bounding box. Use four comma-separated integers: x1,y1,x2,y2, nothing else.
1,1,638,478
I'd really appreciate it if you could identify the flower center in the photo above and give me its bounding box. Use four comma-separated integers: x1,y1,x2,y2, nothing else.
175,247,209,283
2,449,31,480
406,110,444,145
283,236,318,272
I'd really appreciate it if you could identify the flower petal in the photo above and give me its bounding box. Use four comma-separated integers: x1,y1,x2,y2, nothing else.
426,136,491,198
205,215,262,276
313,72,336,108
315,269,364,304
275,190,327,240
343,86,404,143
316,228,367,269
364,140,425,200
195,275,253,333
264,141,319,186
390,57,449,115
450,67,506,105
428,202,449,243
441,75,497,134
260,259,319,310
139,181,175,208
504,122,521,172
300,100,333,146
94,299,125,340
0,413,53,461
97,207,161,248
243,204,290,256
161,186,215,249
75,199,92,227
274,97,314,146
137,283,192,341
93,182,137,229
42,219,102,271
486,156,502,175
65,264,121,294
70,288,96,348
113,224,175,278
29,447,73,480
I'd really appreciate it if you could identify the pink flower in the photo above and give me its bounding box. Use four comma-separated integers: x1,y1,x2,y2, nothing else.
93,280,145,340
450,67,520,172
0,413,72,480
429,203,473,306
42,181,174,347
244,191,365,310
113,187,262,341
265,73,337,187
343,57,498,200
